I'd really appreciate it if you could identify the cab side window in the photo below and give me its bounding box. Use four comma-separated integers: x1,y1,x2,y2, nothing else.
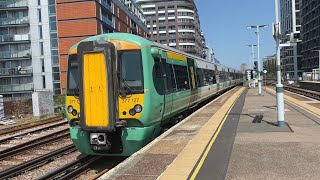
152,57,165,95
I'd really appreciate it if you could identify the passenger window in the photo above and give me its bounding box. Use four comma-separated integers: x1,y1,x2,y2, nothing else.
173,65,190,91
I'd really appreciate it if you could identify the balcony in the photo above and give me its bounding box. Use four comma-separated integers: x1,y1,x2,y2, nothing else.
0,17,29,26
101,16,113,28
0,34,30,43
0,66,32,77
0,0,28,9
0,83,33,93
0,50,31,59
101,0,112,12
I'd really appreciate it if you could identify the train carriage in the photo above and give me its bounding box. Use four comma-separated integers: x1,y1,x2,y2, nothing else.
65,33,242,156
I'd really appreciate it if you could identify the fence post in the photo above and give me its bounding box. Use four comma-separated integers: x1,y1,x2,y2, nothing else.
0,95,4,120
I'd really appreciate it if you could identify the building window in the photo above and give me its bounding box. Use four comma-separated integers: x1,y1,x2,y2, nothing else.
41,58,45,72
43,75,46,89
160,40,166,44
38,9,42,22
118,23,120,31
117,7,120,17
39,25,43,39
40,42,44,55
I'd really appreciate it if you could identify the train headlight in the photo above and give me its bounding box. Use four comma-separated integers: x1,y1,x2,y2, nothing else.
134,104,142,113
72,109,78,116
129,109,136,116
67,105,73,113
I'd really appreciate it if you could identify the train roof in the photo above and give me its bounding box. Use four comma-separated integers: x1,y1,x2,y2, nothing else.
69,33,241,73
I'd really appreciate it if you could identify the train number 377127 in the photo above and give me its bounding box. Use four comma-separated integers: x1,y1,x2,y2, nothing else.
122,98,140,103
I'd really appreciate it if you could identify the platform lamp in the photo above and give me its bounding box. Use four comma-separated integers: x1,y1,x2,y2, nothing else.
311,50,320,80
274,0,285,127
247,25,268,95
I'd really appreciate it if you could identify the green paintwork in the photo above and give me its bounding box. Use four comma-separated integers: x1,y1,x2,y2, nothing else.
66,33,243,156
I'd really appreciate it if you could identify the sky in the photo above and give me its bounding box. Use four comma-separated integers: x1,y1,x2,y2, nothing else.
195,0,277,69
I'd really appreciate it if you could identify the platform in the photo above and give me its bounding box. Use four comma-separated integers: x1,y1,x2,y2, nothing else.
299,81,320,92
99,87,320,180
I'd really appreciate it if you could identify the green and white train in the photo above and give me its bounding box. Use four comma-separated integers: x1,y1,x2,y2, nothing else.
65,33,243,156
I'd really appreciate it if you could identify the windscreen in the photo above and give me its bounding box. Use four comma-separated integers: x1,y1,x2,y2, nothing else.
118,50,144,93
67,54,79,96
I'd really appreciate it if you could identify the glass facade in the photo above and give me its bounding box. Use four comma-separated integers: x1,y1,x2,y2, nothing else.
48,0,61,94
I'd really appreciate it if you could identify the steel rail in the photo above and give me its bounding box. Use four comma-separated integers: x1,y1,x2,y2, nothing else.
0,129,69,160
271,83,320,101
0,120,67,144
37,155,102,180
0,117,65,136
0,144,76,180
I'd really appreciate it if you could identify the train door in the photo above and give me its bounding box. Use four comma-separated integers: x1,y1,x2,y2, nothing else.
162,57,174,122
153,54,173,124
187,58,198,105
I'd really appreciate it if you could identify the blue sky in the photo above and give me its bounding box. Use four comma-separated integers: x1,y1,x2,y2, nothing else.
195,0,277,69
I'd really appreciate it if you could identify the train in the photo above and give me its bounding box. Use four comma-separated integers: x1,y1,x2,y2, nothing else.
65,33,243,156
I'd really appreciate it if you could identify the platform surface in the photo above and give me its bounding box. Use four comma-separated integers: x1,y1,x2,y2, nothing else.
99,87,320,180
224,88,320,180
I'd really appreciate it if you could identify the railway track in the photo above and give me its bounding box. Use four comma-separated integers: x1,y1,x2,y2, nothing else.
0,145,76,180
272,83,320,101
37,155,124,180
0,128,69,160
37,155,102,180
0,117,65,136
0,126,74,179
0,120,67,144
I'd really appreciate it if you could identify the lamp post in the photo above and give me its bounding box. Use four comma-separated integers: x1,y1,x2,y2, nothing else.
247,25,268,95
311,50,320,80
274,0,285,127
247,45,257,87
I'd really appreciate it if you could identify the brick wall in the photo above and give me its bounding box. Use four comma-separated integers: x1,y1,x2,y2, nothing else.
56,0,148,93
56,1,97,20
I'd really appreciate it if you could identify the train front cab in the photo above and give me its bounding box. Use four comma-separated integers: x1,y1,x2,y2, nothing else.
65,38,159,156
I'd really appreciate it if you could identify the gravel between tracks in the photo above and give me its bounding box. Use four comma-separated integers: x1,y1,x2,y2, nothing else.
9,150,82,180
0,138,73,171
0,124,69,150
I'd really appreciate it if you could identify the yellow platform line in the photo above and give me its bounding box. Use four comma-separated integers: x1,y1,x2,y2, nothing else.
159,87,245,180
265,87,320,119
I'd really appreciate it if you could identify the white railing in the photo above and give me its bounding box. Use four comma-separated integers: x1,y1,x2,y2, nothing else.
0,50,31,59
0,83,34,92
0,17,29,25
0,66,33,76
0,0,28,8
0,34,30,42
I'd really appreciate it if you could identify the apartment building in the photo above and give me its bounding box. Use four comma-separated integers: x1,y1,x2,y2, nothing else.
203,46,214,62
136,0,206,58
280,0,302,80
56,0,148,92
263,55,277,78
300,0,320,72
0,0,58,97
